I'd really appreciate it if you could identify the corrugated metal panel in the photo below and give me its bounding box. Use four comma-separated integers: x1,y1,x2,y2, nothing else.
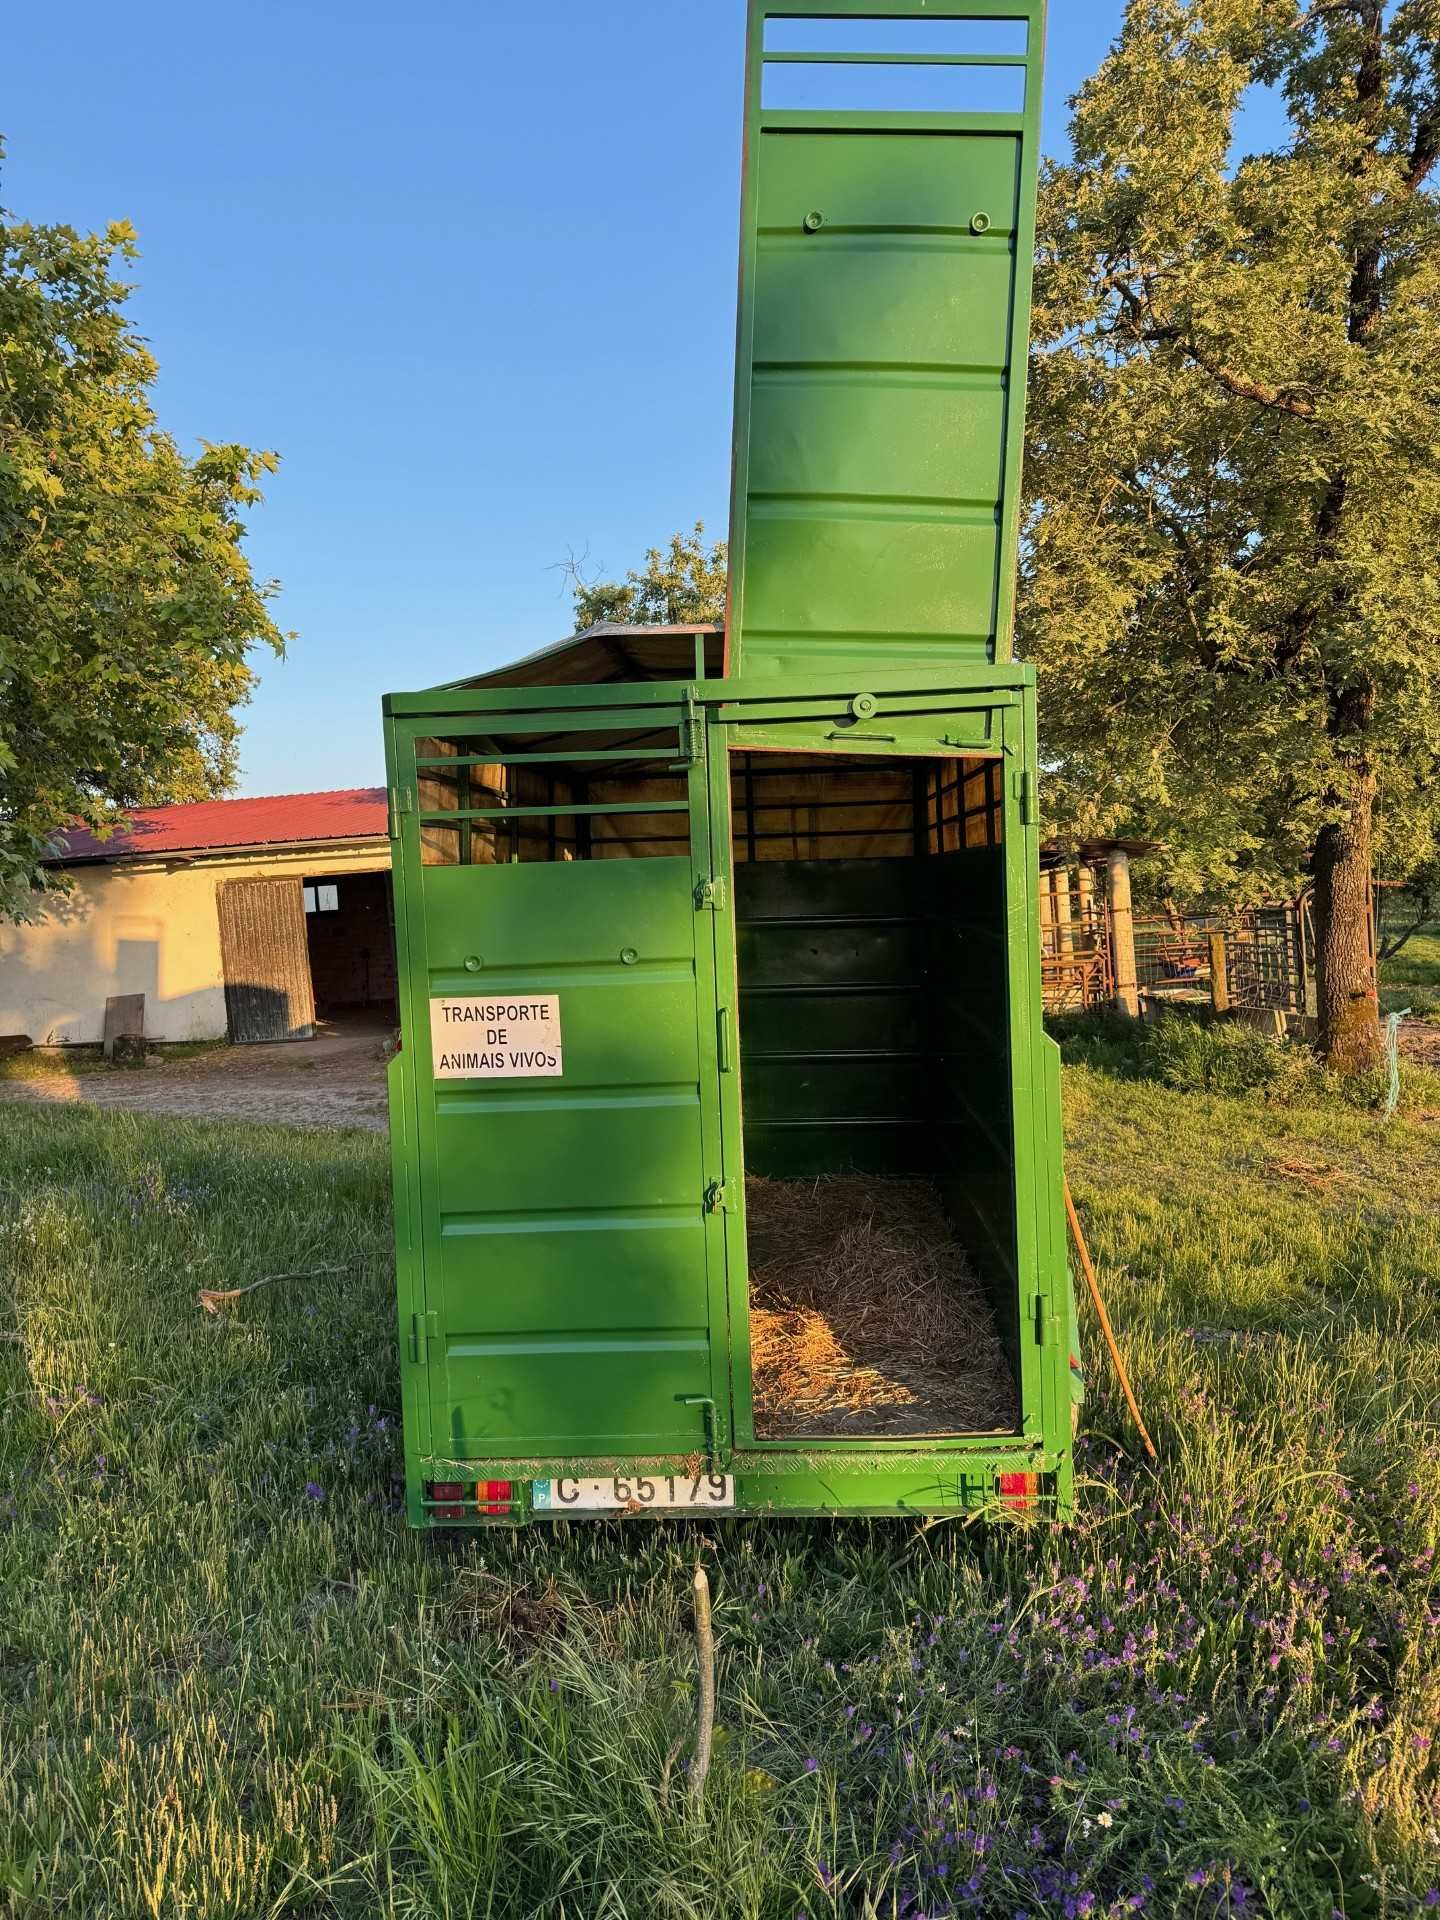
217,878,316,1042
52,789,388,864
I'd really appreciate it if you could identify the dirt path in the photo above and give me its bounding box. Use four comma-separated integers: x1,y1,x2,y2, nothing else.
1399,1019,1440,1072
0,1027,390,1131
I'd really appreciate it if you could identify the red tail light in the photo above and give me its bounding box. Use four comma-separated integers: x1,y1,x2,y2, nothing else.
476,1479,513,1515
998,1470,1038,1512
426,1480,465,1520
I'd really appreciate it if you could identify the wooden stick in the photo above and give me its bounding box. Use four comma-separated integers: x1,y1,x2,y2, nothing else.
1063,1179,1158,1463
197,1266,347,1315
688,1562,716,1811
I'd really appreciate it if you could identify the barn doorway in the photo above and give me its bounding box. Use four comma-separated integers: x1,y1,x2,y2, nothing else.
302,871,399,1027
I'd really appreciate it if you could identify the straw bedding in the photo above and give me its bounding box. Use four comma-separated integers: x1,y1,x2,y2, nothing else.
746,1174,1018,1439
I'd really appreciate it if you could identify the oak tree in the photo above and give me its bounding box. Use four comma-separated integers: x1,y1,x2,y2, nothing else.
1021,0,1440,1069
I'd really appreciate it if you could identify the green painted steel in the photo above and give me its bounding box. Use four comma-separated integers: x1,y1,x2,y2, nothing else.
725,0,1047,680
737,854,981,1179
387,706,730,1474
382,667,1076,1524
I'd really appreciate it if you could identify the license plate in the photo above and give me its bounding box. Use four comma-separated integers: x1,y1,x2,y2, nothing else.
532,1473,734,1512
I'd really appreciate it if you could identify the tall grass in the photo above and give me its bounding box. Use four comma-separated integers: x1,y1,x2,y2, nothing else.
1,1079,1437,1917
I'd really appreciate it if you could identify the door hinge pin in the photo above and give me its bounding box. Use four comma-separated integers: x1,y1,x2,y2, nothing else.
1018,769,1037,827
668,687,705,767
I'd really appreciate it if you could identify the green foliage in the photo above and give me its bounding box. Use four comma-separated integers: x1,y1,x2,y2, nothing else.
1049,1006,1436,1110
1020,0,1440,904
0,149,285,918
3,1091,1440,1913
1146,1010,1310,1096
1379,874,1440,963
1379,922,1440,1017
1051,1007,1314,1099
571,521,726,633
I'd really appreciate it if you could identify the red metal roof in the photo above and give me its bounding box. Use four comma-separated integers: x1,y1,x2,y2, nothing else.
50,789,389,864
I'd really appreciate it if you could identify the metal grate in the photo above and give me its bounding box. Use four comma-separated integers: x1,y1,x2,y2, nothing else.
1132,904,1308,1015
1039,872,1113,1012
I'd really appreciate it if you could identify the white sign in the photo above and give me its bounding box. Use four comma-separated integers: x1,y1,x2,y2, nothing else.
429,994,563,1079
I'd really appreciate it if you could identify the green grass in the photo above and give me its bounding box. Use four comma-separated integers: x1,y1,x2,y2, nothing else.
1,1080,1438,1918
0,1039,226,1080
1380,928,1440,1020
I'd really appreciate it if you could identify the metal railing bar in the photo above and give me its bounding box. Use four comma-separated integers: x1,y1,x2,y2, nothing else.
418,801,690,822
761,50,1028,66
415,747,677,768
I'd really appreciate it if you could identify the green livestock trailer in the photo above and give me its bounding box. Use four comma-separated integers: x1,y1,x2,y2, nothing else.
383,0,1079,1527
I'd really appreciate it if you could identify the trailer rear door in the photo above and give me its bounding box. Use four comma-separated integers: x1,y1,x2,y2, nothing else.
388,702,730,1464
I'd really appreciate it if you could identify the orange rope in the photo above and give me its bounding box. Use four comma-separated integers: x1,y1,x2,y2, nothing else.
1063,1178,1158,1463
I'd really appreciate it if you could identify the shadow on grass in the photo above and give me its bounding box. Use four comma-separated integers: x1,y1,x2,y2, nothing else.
1046,1008,1155,1080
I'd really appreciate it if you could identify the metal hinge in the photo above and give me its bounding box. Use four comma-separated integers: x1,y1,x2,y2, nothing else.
1017,769,1037,827
410,1309,437,1365
704,1178,731,1214
695,876,726,911
670,686,705,767
1031,1294,1052,1346
389,783,415,838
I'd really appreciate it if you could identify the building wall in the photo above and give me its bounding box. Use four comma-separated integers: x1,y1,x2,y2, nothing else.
0,844,390,1045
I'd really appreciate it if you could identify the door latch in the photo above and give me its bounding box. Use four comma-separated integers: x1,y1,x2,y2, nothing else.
676,1393,720,1472
695,876,726,911
704,1178,731,1214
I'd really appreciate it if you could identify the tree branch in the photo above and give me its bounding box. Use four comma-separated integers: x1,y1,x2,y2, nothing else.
1174,336,1318,418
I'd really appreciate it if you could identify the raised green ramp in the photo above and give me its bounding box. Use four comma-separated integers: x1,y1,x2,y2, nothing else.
725,0,1046,680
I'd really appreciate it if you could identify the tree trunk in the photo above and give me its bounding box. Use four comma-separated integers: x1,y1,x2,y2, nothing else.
1311,767,1382,1074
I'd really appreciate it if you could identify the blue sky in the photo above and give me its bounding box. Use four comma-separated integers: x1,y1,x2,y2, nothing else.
4,4,1280,794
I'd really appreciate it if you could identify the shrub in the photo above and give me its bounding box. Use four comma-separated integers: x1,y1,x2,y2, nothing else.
1143,1013,1313,1098
1046,1008,1152,1078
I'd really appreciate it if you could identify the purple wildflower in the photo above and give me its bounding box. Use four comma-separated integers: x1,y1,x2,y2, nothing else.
305,1480,325,1501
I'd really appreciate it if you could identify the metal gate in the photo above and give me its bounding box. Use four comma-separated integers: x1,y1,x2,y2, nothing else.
1039,869,1113,1012
216,877,316,1042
